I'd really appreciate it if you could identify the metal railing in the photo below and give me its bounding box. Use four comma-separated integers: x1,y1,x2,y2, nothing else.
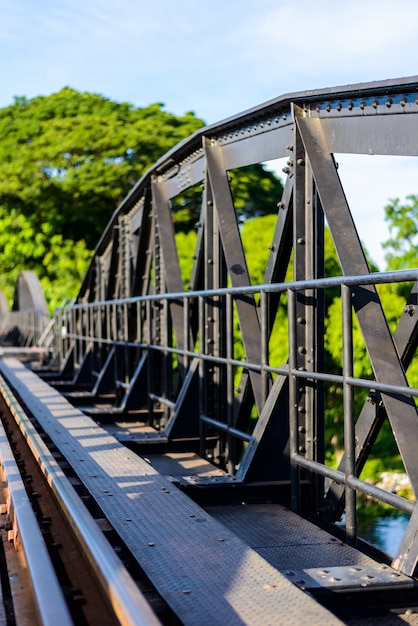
0,308,50,347
53,267,418,543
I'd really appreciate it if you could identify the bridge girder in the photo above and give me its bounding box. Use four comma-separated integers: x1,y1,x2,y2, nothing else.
51,77,418,576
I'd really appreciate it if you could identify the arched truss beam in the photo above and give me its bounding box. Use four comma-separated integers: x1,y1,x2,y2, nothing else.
58,77,418,574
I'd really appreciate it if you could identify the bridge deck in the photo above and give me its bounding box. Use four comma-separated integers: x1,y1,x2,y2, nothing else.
0,357,417,625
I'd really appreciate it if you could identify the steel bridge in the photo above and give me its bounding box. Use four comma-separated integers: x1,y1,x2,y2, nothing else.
1,76,418,625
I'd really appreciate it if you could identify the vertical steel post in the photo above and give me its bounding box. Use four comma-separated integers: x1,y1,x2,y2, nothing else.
226,292,235,473
260,289,269,406
342,283,356,546
183,297,190,371
198,294,206,458
288,288,300,513
146,298,153,423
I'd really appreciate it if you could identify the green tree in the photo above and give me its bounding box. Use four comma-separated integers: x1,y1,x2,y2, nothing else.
0,88,206,249
172,165,284,232
0,88,285,309
383,194,418,270
0,207,91,311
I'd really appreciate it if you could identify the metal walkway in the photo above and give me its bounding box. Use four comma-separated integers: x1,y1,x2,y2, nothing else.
0,357,345,625
2,356,418,624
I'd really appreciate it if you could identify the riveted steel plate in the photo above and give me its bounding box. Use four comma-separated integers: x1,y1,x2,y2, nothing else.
0,359,344,625
145,452,240,485
285,564,413,592
102,421,169,443
208,503,376,570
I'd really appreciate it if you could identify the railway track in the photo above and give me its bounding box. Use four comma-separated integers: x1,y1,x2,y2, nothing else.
0,371,164,626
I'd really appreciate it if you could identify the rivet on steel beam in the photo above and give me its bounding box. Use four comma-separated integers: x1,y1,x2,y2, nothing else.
297,238,305,245
296,158,305,167
286,144,294,151
373,100,378,109
277,201,286,210
386,98,392,108
337,103,342,111
401,98,407,107
297,317,306,325
348,102,353,110
298,346,307,354
326,104,331,112
360,101,365,110
268,244,276,252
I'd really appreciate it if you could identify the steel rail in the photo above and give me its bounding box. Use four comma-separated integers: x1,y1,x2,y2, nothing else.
292,453,415,517
0,374,161,626
0,399,73,626
72,268,418,309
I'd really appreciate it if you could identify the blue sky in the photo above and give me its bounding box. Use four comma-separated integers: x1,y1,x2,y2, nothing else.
1,0,418,267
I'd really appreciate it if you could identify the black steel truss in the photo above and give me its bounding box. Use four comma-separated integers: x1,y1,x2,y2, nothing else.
50,77,418,575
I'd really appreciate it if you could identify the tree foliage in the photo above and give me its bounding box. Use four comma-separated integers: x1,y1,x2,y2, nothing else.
0,88,286,309
0,89,205,248
0,207,91,311
383,194,418,270
172,165,284,232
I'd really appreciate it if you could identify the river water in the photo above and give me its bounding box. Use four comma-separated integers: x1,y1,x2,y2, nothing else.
357,513,410,556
